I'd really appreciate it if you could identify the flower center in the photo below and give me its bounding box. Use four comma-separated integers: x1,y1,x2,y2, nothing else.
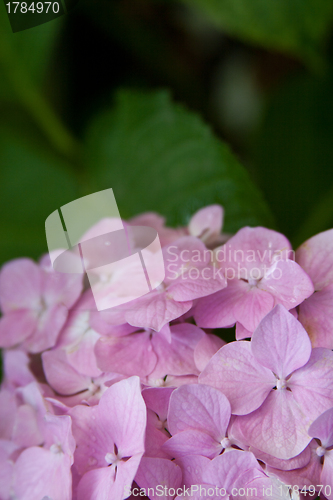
316,445,326,457
220,437,232,450
276,379,287,390
105,452,120,466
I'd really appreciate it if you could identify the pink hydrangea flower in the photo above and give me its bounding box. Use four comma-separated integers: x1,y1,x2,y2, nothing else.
70,376,146,500
296,229,333,348
12,413,75,500
94,322,204,379
194,227,314,337
200,305,333,459
130,204,225,248
89,235,227,332
162,384,233,459
0,257,82,352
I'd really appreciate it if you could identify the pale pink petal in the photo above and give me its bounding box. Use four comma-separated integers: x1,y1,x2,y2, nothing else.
0,440,16,500
0,310,37,348
163,429,221,459
259,259,314,309
308,407,333,449
66,328,102,378
145,410,169,458
167,383,231,438
267,440,322,489
251,443,311,471
12,404,43,447
289,348,333,422
13,447,72,500
2,349,35,387
174,455,210,486
26,303,68,353
42,349,91,395
233,285,274,332
194,279,244,328
41,263,83,309
298,284,333,348
0,389,16,438
217,226,292,273
199,341,275,415
124,292,192,332
251,305,312,379
236,390,312,459
76,454,142,500
202,449,262,491
142,387,174,422
235,322,253,340
194,334,225,372
150,324,204,378
135,457,182,500
95,332,157,377
296,228,333,290
98,376,146,458
321,450,333,500
0,258,41,312
188,205,224,243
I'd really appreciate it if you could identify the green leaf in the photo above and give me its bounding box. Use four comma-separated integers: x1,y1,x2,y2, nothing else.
0,2,63,99
85,89,274,233
181,0,333,66
0,126,79,266
254,70,333,247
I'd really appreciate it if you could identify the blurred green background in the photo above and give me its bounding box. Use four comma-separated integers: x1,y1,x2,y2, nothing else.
1,0,333,267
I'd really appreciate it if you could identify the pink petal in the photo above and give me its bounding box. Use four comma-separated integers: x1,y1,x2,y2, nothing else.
308,407,333,449
194,333,225,372
95,332,157,378
251,305,312,379
199,341,275,415
233,284,274,332
236,390,312,459
145,411,169,458
174,455,210,487
42,349,91,395
298,284,333,348
321,450,333,500
267,440,322,489
150,324,203,378
26,303,68,353
235,322,253,340
0,310,37,349
76,454,142,500
188,205,224,243
135,457,182,500
217,226,292,273
124,292,192,332
259,259,314,309
251,443,311,470
296,228,333,290
42,264,83,309
2,349,35,387
167,383,230,438
163,429,221,459
0,258,41,312
98,376,146,458
13,446,72,500
142,387,174,422
194,280,244,328
289,348,333,422
202,449,262,491
12,404,43,447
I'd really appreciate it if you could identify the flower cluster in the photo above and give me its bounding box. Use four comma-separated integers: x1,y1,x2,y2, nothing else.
1,205,333,500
